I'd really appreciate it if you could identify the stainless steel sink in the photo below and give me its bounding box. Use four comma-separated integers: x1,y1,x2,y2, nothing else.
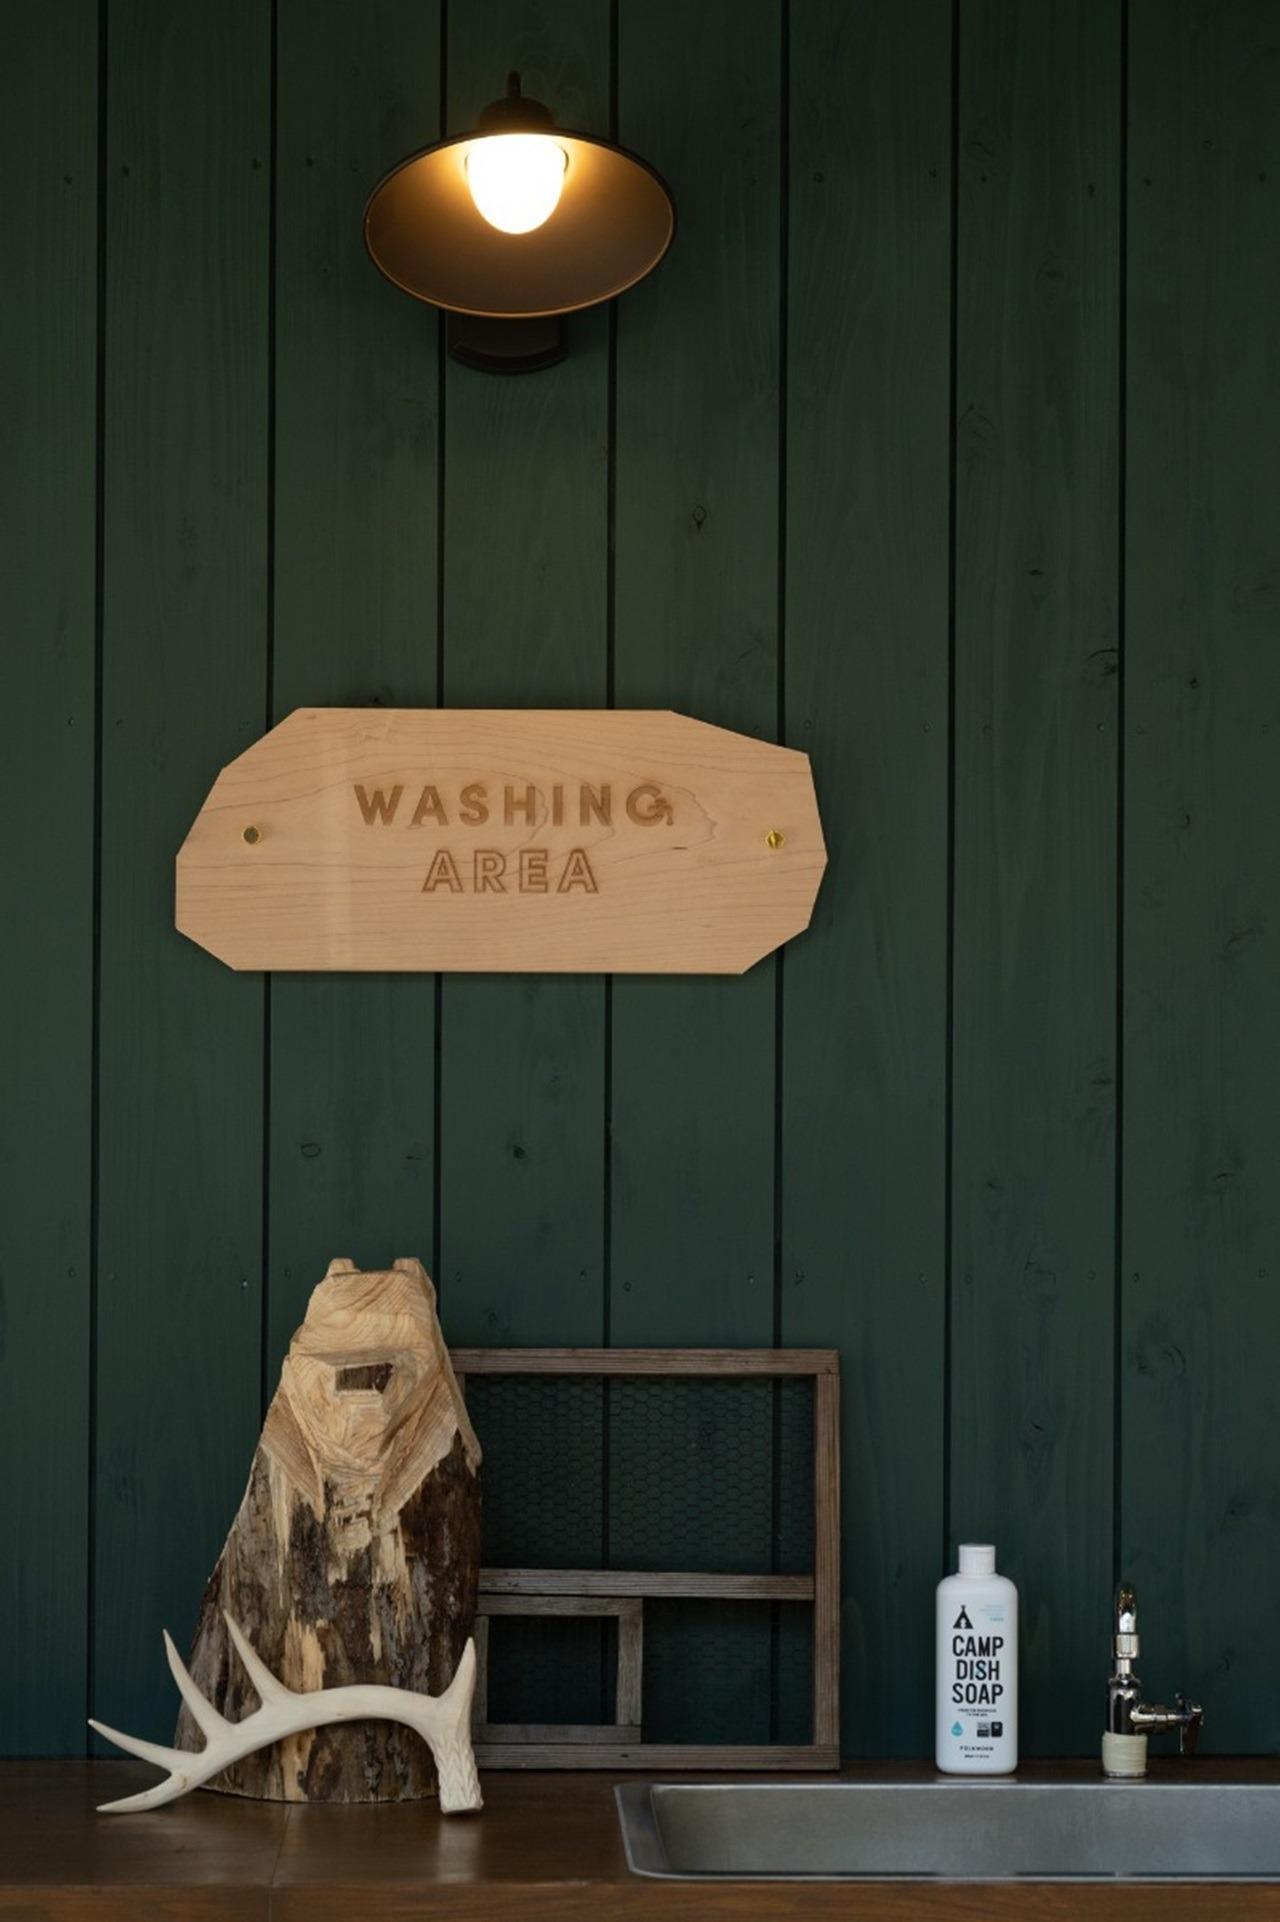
616,1779,1280,1881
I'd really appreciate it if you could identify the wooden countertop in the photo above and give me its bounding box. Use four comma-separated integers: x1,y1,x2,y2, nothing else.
2,1760,1279,1920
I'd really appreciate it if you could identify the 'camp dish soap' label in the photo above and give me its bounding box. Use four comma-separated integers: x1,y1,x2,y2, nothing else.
935,1545,1018,1774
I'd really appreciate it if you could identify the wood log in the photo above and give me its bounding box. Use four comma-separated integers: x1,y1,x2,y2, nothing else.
176,1257,481,1802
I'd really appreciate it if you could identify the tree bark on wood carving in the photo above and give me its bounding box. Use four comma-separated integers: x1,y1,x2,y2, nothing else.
176,1257,481,1802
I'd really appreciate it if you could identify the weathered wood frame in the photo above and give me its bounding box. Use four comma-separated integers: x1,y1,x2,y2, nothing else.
473,1595,644,1750
452,1348,840,1770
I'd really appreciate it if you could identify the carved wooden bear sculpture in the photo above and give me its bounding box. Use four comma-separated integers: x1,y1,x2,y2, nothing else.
173,1257,481,1803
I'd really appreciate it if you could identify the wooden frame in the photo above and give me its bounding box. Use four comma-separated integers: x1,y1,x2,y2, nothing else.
453,1347,840,1771
473,1594,643,1748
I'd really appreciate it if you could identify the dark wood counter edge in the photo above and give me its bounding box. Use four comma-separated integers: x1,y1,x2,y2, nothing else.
2,1761,1279,1920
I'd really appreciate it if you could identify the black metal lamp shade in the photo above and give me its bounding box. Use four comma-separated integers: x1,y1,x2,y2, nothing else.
364,81,674,322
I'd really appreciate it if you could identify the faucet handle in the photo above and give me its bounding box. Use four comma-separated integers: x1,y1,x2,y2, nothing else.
1114,1582,1139,1661
1176,1693,1203,1758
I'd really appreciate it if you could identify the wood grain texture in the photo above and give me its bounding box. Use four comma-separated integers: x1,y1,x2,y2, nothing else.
175,708,824,972
479,1570,815,1598
267,0,442,1369
478,1726,642,1744
781,0,952,1760
812,1374,842,1748
616,1599,644,1725
471,1743,838,1770
0,0,97,1754
949,0,1120,1755
0,1761,284,1911
1122,0,1280,1751
437,3,608,1347
453,1346,838,1374
477,1593,643,1616
92,0,271,1747
268,1886,1280,1922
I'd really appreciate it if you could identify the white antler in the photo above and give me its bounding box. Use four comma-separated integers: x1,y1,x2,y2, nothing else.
89,1614,482,1815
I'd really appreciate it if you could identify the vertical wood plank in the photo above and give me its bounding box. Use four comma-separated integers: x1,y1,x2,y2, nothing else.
950,0,1120,1754
609,0,781,1745
611,0,780,1350
615,1602,644,1727
782,0,952,1757
93,0,270,1740
0,0,98,1753
1123,0,1280,1751
438,1,609,1348
268,0,441,1368
811,1373,842,1749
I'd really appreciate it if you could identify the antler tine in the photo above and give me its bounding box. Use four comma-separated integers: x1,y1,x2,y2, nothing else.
162,1630,230,1741
89,1714,201,1813
222,1610,292,1704
433,1632,477,1716
88,1717,186,1774
93,1767,199,1815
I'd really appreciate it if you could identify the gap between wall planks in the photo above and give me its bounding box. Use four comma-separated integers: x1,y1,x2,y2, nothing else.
6,0,1280,1764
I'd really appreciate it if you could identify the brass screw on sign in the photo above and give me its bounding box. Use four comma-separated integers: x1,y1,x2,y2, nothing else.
765,829,785,850
243,825,262,845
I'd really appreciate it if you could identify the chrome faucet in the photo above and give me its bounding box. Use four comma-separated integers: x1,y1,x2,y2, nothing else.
1103,1582,1202,1777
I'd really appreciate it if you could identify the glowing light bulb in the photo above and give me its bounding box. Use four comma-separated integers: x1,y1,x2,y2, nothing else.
466,134,568,234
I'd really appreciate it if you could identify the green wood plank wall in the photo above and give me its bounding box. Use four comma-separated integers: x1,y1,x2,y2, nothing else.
0,0,98,1754
1123,0,1280,1751
439,0,609,1352
610,0,782,1743
782,0,951,1760
92,0,272,1744
2,0,1278,1760
267,0,443,1374
949,0,1121,1756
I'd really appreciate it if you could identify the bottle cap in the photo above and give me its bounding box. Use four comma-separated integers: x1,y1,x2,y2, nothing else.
958,1543,996,1577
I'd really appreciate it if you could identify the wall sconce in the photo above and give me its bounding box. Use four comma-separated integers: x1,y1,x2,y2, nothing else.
364,73,675,373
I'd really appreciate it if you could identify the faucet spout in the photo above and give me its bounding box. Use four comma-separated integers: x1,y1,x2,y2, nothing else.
1112,1583,1139,1668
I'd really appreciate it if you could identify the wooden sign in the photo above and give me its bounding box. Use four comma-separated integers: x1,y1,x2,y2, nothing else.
176,708,826,975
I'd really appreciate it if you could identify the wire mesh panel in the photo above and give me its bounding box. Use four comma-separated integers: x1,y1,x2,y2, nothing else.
485,1614,613,1726
609,1378,783,1572
467,1372,815,1574
467,1374,606,1568
636,1601,817,1745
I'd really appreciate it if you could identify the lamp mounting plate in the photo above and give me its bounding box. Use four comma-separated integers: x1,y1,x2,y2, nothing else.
446,312,566,375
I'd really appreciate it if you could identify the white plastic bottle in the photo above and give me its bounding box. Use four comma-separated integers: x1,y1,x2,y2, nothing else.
935,1543,1018,1773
